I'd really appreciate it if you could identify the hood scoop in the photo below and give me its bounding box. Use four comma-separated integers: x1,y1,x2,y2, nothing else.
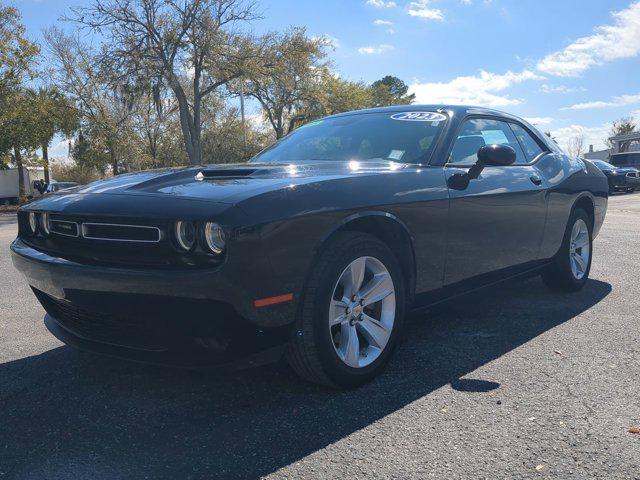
196,168,260,180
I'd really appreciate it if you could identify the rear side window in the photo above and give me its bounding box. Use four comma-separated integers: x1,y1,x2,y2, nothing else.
510,123,546,162
449,118,527,165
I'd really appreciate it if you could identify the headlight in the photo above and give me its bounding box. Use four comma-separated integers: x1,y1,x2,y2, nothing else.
28,212,37,234
174,220,196,251
203,222,226,254
39,212,50,236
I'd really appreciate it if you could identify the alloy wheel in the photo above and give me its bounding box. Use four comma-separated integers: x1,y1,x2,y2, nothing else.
329,256,396,368
569,218,590,280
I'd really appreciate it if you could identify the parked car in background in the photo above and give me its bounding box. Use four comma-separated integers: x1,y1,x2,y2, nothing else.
587,159,640,193
610,152,640,170
11,105,609,388
45,181,79,193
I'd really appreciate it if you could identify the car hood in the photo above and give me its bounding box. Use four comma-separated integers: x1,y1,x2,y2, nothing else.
46,161,412,204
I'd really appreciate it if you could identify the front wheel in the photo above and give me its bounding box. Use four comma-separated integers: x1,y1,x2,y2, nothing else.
286,232,405,388
542,208,593,292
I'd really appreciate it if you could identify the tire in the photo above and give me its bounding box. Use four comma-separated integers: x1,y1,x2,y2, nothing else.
541,208,593,292
286,231,406,388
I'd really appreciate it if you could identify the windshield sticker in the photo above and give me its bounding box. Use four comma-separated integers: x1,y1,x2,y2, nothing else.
300,120,324,129
388,150,405,161
390,112,447,122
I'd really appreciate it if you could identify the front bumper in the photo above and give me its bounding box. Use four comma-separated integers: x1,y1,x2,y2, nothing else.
608,173,640,189
11,238,294,366
43,314,285,370
11,238,296,327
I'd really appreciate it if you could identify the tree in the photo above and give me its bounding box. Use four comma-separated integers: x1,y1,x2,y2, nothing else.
45,28,138,175
301,74,373,120
27,87,78,183
201,97,270,163
0,6,40,200
370,75,415,107
0,91,40,201
606,117,637,152
71,0,259,165
0,6,39,93
239,27,328,139
567,132,586,158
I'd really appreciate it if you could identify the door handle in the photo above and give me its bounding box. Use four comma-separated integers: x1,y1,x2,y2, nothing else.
530,175,543,186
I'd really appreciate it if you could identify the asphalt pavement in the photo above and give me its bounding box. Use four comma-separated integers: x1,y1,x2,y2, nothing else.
1,194,639,479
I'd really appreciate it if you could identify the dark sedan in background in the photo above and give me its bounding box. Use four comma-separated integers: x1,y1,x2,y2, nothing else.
11,105,608,387
587,159,640,193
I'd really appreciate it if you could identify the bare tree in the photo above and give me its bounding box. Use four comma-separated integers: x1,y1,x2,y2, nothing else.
45,28,136,174
567,132,586,159
606,117,637,153
70,0,259,165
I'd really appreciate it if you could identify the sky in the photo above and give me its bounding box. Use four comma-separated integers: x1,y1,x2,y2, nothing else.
14,0,640,157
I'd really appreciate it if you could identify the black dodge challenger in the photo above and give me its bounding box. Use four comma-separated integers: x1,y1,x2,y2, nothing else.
11,105,609,387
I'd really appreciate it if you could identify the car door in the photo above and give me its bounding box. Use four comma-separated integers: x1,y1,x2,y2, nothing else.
443,117,549,286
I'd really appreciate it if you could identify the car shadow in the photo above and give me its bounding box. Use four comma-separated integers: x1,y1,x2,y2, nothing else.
0,277,611,479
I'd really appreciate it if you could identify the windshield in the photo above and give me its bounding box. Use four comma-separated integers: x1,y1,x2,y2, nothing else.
251,112,447,165
610,153,640,166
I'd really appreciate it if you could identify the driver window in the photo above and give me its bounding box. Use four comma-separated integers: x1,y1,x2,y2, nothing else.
449,118,527,165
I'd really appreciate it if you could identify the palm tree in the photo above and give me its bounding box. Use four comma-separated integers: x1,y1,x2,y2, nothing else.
28,87,78,183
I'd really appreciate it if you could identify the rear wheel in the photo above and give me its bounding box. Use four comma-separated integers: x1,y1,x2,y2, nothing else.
542,208,592,292
286,232,405,388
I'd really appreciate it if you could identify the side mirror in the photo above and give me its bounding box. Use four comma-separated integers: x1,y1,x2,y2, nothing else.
447,144,518,190
478,144,517,167
468,144,516,179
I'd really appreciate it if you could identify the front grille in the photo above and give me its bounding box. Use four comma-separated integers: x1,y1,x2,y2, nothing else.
626,171,639,178
81,223,161,243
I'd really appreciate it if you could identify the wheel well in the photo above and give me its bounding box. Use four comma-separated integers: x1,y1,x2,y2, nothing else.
330,216,416,303
573,196,595,226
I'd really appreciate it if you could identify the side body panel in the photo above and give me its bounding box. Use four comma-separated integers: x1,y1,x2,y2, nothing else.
238,166,450,303
443,164,548,285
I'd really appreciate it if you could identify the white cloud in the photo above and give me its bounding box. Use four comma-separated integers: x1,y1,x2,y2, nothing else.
373,19,393,26
562,92,640,110
552,124,611,152
539,84,586,94
407,0,444,20
358,44,395,55
409,70,543,107
537,1,640,77
41,137,74,166
525,117,554,126
49,138,73,161
366,0,397,7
